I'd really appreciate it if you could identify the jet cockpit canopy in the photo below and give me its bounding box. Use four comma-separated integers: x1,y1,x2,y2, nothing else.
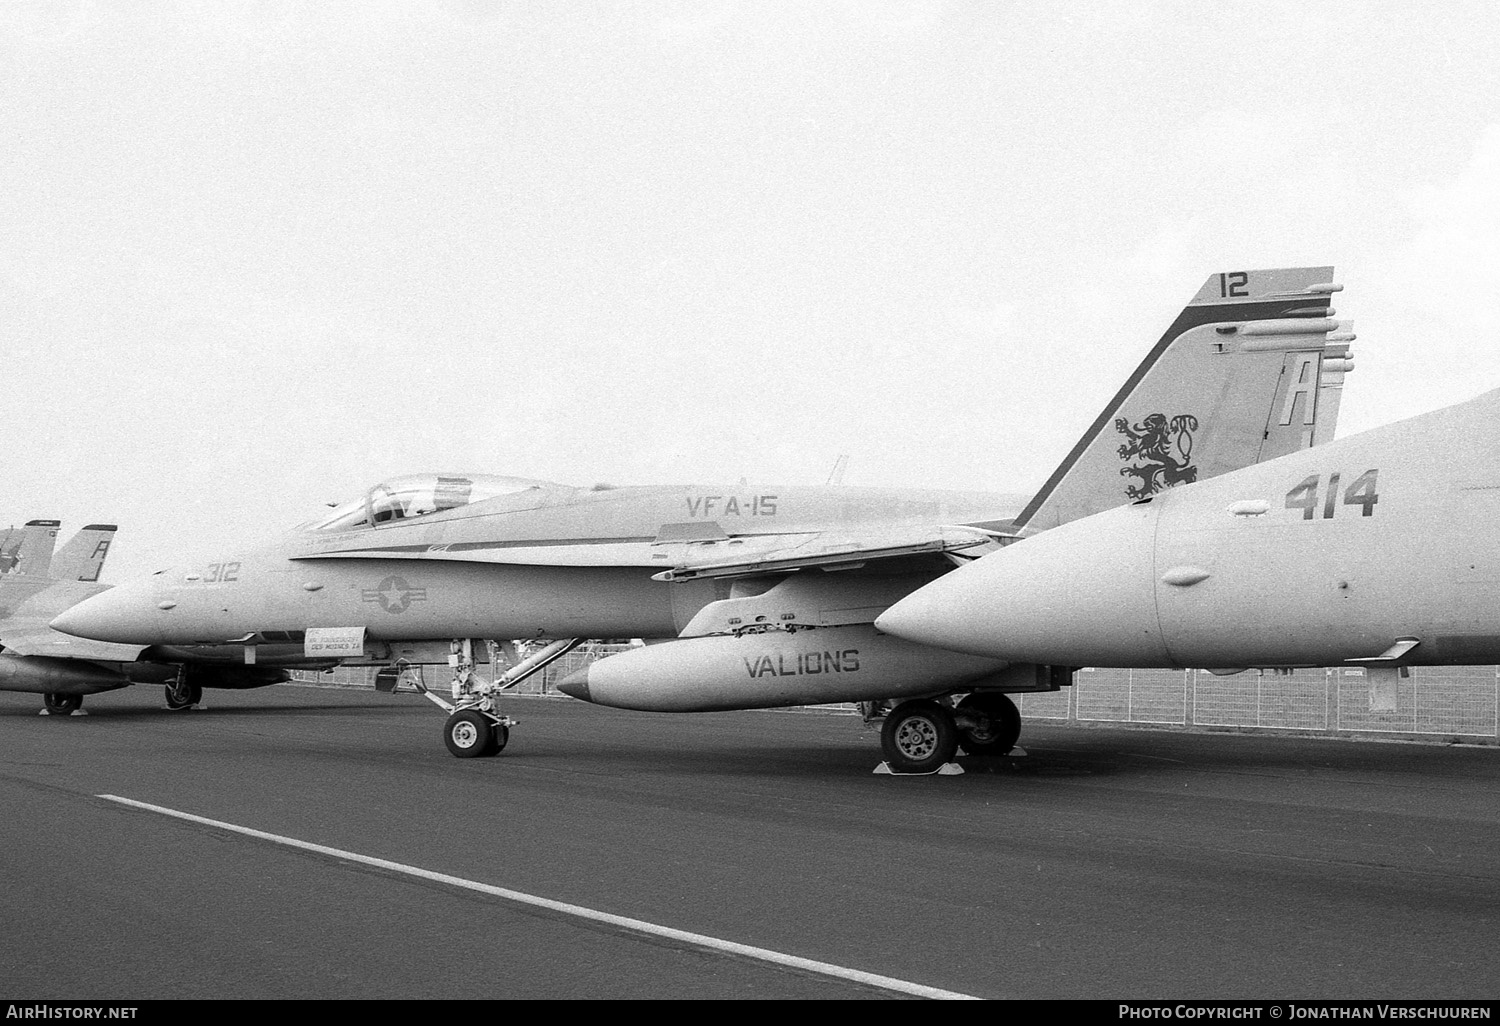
305,473,553,531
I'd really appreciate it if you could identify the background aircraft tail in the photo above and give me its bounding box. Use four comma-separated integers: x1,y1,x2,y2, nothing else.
50,524,118,583
1014,267,1353,532
0,520,61,577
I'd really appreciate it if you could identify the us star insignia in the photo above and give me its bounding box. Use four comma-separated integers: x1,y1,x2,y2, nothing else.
361,575,428,613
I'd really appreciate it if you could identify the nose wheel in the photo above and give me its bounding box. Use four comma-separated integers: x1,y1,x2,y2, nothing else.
444,709,509,758
165,675,203,710
42,692,83,715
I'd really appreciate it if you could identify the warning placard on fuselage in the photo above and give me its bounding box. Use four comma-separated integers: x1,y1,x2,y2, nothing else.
305,627,366,658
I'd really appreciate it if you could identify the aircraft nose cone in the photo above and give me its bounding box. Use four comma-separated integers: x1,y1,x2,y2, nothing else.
874,577,973,649
876,500,1171,666
50,577,166,644
555,667,593,702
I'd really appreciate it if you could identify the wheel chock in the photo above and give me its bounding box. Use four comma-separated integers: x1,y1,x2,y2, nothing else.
872,762,965,776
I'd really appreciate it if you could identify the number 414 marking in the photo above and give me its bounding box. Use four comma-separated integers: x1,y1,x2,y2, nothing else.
1285,470,1379,520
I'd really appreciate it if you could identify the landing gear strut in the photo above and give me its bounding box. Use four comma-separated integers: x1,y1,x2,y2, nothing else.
408,638,582,759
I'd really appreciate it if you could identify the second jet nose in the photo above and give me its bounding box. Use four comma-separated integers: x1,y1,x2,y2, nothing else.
50,574,171,644
876,500,1171,666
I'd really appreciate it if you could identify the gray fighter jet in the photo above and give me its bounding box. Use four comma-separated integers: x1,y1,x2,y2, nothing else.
53,267,1355,767
878,380,1500,713
0,522,179,713
0,521,461,714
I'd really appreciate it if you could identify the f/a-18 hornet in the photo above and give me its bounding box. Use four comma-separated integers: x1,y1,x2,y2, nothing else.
54,267,1355,769
878,361,1500,715
1,518,461,715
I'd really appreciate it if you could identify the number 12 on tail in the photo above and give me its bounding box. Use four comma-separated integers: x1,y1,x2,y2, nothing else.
1219,272,1249,298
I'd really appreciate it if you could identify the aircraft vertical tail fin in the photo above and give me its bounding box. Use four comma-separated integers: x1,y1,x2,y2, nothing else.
1014,267,1353,532
0,519,61,577
50,524,118,583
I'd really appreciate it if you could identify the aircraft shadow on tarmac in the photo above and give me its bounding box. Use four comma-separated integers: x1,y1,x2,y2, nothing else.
560,724,1500,783
0,699,414,722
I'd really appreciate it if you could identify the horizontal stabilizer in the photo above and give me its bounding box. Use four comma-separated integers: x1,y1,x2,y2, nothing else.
0,624,149,662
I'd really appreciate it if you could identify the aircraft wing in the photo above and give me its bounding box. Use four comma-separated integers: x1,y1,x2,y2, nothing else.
650,525,1005,583
286,519,1016,573
0,622,148,662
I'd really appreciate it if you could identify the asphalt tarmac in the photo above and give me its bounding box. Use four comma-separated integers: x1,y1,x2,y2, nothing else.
2,683,1497,1000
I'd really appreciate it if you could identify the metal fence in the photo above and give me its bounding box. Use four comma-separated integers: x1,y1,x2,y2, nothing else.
291,650,1500,744
1020,665,1500,742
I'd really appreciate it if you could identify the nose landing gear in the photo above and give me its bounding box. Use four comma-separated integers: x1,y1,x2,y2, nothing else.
409,638,583,758
164,672,203,711
42,692,84,716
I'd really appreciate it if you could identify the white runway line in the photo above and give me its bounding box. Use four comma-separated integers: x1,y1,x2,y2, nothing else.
98,794,980,1001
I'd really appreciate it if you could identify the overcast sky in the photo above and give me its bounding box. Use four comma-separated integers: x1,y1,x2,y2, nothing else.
3,0,1497,581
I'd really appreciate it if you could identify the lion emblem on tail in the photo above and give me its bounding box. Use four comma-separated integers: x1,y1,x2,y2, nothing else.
1116,413,1198,499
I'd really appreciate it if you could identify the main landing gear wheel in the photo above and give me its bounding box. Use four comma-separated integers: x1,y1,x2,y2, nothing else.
880,699,959,773
956,692,1022,756
165,679,202,710
445,709,503,759
43,692,82,715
